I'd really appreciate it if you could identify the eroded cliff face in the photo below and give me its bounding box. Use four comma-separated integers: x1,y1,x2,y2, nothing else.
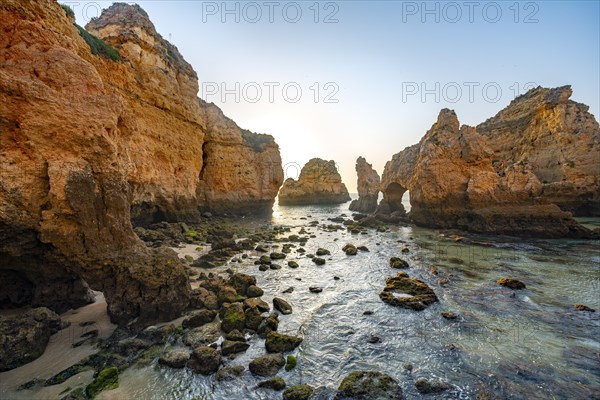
380,96,598,237
0,1,282,326
84,3,283,222
197,100,284,214
278,158,351,205
477,86,600,216
349,157,380,213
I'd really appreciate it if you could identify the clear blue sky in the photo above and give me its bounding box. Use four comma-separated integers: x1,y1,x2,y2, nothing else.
67,1,600,191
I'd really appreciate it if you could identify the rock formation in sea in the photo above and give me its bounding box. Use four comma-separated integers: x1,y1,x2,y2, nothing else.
379,87,599,237
348,157,380,213
0,1,283,327
278,158,351,205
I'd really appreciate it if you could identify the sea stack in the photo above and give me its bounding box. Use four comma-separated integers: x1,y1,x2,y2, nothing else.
349,157,380,213
278,158,351,205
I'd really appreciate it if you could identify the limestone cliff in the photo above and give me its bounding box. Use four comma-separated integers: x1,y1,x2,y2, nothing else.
84,3,283,222
278,158,351,205
477,86,600,216
349,157,380,213
0,1,283,326
380,96,598,237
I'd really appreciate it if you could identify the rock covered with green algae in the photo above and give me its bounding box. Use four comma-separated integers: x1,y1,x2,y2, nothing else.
285,355,297,371
335,370,403,399
379,272,438,311
249,353,285,377
85,367,119,398
258,377,286,390
283,384,314,400
265,331,303,353
188,345,221,375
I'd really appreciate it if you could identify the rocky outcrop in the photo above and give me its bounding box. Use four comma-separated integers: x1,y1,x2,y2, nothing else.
348,157,380,213
0,1,282,328
477,86,600,216
0,307,63,371
379,87,599,237
278,158,351,205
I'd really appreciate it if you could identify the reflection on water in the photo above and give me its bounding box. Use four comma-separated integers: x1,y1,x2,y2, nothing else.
5,197,600,399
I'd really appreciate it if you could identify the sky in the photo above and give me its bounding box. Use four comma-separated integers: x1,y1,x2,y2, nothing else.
67,0,600,192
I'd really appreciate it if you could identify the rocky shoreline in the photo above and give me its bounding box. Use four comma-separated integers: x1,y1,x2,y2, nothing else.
1,2,598,399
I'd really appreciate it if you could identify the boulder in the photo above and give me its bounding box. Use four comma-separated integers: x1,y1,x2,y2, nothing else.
182,310,217,328
379,273,438,311
249,353,285,377
335,371,403,399
221,340,250,356
265,332,303,353
497,278,526,290
158,347,190,368
0,307,63,371
188,346,221,375
215,365,244,381
258,377,287,391
283,384,314,400
221,302,246,333
273,297,293,315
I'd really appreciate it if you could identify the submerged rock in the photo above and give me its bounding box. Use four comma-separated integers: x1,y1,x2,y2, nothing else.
216,365,244,381
335,370,403,399
158,347,190,368
278,158,351,205
258,377,287,391
414,378,452,394
497,278,526,290
86,367,119,398
379,273,438,311
574,304,595,312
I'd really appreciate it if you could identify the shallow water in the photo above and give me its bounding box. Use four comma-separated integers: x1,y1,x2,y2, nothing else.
3,198,599,399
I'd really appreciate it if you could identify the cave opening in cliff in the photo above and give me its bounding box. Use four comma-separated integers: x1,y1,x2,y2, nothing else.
385,182,408,212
